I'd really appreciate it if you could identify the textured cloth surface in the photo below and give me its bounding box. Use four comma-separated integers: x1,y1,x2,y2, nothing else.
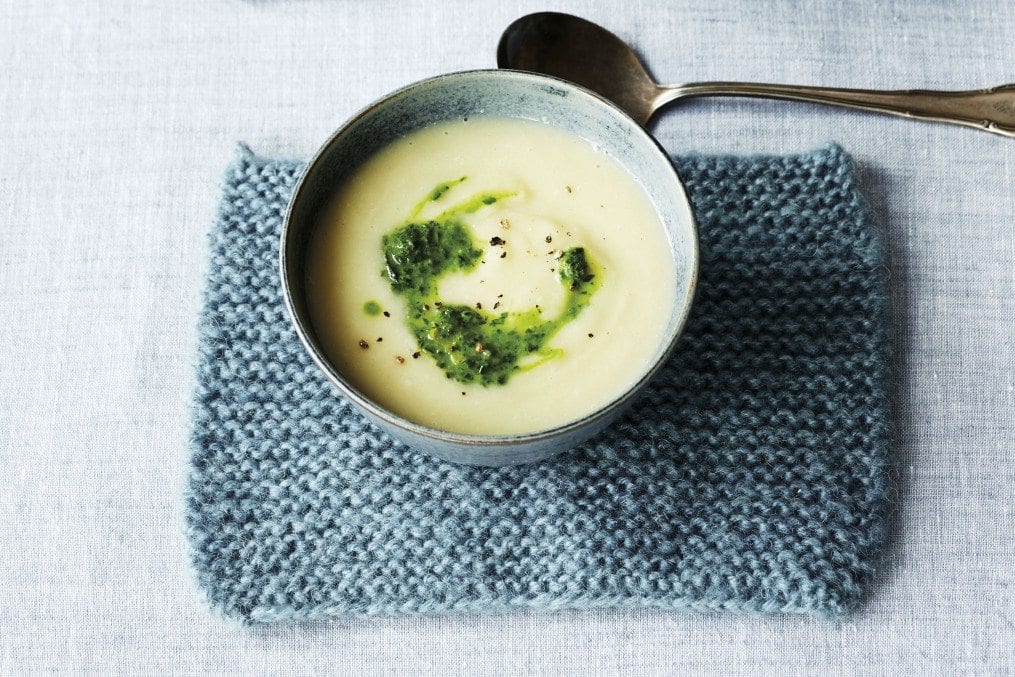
3,0,1014,673
188,145,890,622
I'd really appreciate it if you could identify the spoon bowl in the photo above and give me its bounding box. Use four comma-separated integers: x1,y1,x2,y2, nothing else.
497,12,663,125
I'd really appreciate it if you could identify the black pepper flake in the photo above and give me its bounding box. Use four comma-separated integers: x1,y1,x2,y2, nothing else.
461,391,466,396
412,351,421,359
588,333,594,338
358,340,369,349
500,251,506,259
489,236,506,246
475,302,482,309
376,337,383,342
545,235,552,243
565,185,573,193
434,301,443,308
382,311,390,317
395,355,405,364
497,294,503,298
493,301,500,310
423,303,430,311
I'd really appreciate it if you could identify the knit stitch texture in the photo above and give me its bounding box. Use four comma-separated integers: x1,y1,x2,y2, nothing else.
187,144,892,623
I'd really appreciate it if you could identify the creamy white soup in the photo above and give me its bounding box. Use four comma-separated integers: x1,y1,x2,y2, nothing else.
306,116,676,435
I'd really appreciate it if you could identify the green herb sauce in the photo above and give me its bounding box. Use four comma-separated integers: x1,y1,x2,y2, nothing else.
380,179,600,386
362,300,382,316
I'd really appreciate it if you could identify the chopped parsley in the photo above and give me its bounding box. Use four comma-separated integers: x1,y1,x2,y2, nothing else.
376,178,600,386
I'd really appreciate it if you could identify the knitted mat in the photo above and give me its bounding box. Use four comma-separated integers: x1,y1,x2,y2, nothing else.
187,143,892,623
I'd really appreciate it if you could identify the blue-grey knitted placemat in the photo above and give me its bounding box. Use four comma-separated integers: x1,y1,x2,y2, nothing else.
187,143,891,623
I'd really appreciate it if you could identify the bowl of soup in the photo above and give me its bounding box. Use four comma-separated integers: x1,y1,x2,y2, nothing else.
281,69,698,466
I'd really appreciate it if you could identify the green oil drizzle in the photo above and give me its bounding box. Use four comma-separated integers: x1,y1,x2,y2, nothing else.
380,179,600,386
362,300,382,316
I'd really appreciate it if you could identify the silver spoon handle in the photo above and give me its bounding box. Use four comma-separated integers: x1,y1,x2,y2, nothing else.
657,82,1015,138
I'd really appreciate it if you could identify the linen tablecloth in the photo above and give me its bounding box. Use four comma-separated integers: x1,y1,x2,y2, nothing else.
1,0,1012,673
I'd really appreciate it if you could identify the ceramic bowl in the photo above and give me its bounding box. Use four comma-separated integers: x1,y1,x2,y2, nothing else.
280,69,698,466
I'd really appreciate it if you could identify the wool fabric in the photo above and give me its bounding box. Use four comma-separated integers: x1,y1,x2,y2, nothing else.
187,143,892,623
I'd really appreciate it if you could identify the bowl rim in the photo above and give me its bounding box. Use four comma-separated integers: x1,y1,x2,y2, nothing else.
280,68,699,448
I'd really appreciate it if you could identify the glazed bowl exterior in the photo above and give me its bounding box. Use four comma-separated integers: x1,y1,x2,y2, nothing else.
280,69,698,466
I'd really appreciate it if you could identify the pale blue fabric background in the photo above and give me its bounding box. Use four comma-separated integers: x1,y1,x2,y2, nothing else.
1,0,1012,673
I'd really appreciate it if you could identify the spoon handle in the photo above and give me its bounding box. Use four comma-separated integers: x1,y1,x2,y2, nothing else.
657,82,1015,138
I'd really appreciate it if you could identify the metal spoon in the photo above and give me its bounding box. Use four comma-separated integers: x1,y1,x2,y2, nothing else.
497,12,1015,138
